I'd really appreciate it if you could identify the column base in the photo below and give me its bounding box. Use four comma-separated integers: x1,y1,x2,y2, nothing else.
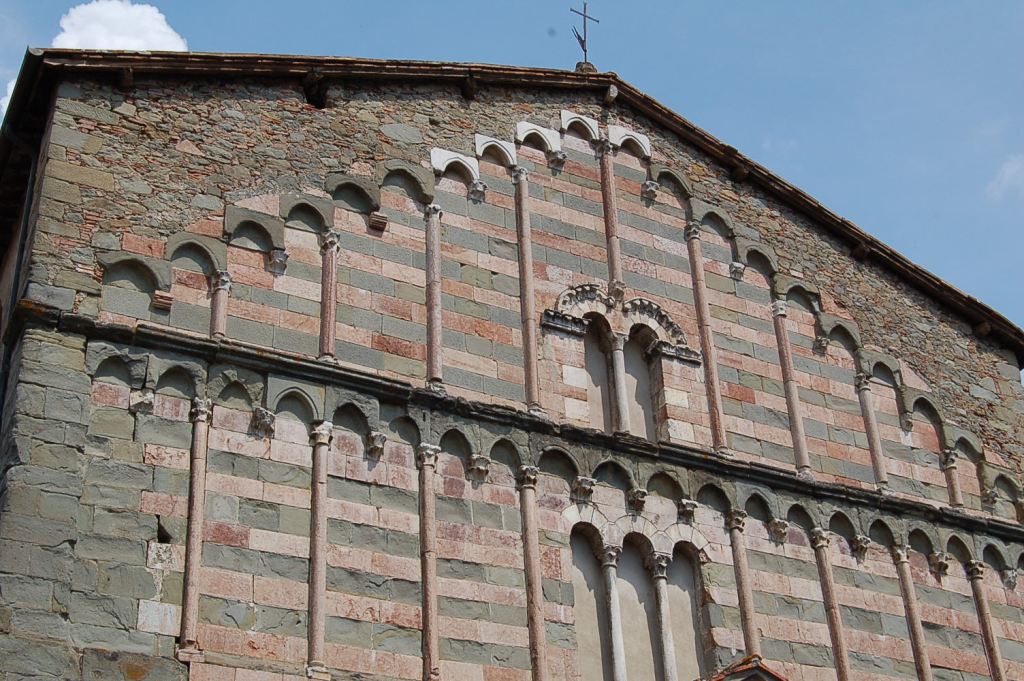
305,664,331,680
715,445,735,458
174,643,205,663
317,354,337,363
527,403,546,419
427,379,446,395
796,467,815,482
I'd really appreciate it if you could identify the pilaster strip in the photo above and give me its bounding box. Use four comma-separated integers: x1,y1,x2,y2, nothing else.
424,205,444,391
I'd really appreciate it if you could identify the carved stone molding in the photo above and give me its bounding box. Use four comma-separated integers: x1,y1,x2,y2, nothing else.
320,230,343,254
468,179,487,202
855,372,872,392
152,290,174,311
211,270,232,292
982,486,999,506
128,389,153,415
851,535,871,561
641,180,659,200
512,166,529,185
627,487,648,512
310,420,333,446
771,300,787,318
468,454,491,481
940,449,959,472
726,509,747,533
190,397,212,424
416,443,440,470
572,476,596,503
810,527,830,550
1002,568,1018,590
368,212,388,231
251,407,275,439
677,499,698,523
928,551,951,576
540,309,589,337
812,335,830,355
267,249,288,275
890,544,909,564
599,544,621,568
646,552,671,579
767,519,790,544
728,261,746,280
684,224,701,241
366,431,387,458
555,283,616,315
965,560,985,581
517,465,539,490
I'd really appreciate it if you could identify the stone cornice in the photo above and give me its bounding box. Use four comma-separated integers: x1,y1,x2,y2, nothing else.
20,302,1024,548
3,49,1022,360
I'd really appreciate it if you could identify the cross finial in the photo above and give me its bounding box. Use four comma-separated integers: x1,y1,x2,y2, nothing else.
571,1,599,68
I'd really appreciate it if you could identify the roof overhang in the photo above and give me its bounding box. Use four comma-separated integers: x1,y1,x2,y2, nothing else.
3,48,1023,361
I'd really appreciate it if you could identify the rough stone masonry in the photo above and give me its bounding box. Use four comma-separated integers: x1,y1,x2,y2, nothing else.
0,49,1023,681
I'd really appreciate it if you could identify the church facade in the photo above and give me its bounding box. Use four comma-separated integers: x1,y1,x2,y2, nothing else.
0,49,1023,681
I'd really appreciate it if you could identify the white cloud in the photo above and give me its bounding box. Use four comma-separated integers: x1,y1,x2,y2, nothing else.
986,154,1024,201
52,0,187,51
0,78,14,117
1,1,186,119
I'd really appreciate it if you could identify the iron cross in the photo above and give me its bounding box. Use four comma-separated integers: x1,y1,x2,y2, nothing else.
571,1,599,64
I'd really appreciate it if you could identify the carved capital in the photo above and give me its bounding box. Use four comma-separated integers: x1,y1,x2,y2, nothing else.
684,223,702,242
416,443,440,470
128,389,154,415
152,290,174,311
677,498,698,523
468,454,491,481
726,509,747,533
546,149,568,165
900,411,914,433
190,397,212,423
981,485,999,506
810,527,830,550
571,476,596,502
320,230,343,254
310,420,333,446
641,179,659,200
469,179,487,202
966,560,985,581
647,552,671,580
771,300,788,318
940,448,959,472
852,535,872,561
1002,568,1018,590
424,203,443,220
211,270,232,292
610,332,628,352
608,280,626,302
517,465,539,490
729,261,746,280
511,166,529,184
890,544,909,564
595,137,614,156
366,431,387,458
627,487,648,512
599,544,621,568
368,211,388,231
251,407,276,439
855,373,872,392
928,551,951,576
768,518,790,544
812,335,830,354
267,248,288,275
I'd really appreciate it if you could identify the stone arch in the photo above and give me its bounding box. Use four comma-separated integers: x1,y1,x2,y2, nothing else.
869,519,897,546
982,544,1008,572
325,174,380,213
377,161,435,204
474,135,517,168
514,122,562,156
828,511,858,552
744,493,773,522
560,110,600,141
786,503,817,531
439,428,475,476
274,389,318,425
489,438,522,476
146,353,205,395
647,471,684,502
734,240,780,276
818,315,862,353
166,233,227,273
649,165,693,200
388,415,421,447
224,205,285,251
153,367,197,400
593,459,635,490
946,534,975,564
621,299,689,347
430,148,480,185
695,207,736,240
538,446,579,484
282,197,332,233
207,365,263,410
332,402,370,435
695,483,731,513
93,356,134,387
608,125,652,159
907,527,935,555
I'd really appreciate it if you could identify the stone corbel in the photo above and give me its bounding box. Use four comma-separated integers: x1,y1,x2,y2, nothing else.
572,476,596,503
641,180,659,200
767,519,790,544
251,407,275,439
267,248,288,275
677,499,698,523
928,551,951,576
540,309,589,337
152,290,174,311
852,535,872,562
939,449,959,472
468,454,491,481
813,335,831,355
1002,568,1018,590
728,261,746,280
981,485,999,506
368,212,388,231
468,179,487,202
366,431,387,458
627,487,648,512
128,388,154,415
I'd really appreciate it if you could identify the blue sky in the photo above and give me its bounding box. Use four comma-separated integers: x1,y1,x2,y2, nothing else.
2,1,1022,327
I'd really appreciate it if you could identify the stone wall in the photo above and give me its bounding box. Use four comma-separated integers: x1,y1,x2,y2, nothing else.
1,67,1023,681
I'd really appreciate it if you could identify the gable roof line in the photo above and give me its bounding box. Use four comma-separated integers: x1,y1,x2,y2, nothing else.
3,48,1022,359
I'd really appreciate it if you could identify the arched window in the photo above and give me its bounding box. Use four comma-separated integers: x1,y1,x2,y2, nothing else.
569,526,611,680
623,325,658,441
583,315,614,434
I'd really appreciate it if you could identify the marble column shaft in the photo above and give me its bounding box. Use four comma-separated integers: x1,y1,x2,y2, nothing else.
318,231,341,360
176,397,212,662
727,510,760,656
600,545,628,681
855,373,889,489
967,560,1007,681
810,528,851,681
517,466,548,681
306,421,333,678
418,444,441,681
513,168,542,414
772,300,812,477
424,205,443,390
209,270,231,339
891,545,933,681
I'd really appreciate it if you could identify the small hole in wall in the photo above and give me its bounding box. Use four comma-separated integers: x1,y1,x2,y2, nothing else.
156,516,172,543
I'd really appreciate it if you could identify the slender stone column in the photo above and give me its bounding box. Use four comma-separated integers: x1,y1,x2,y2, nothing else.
417,443,441,681
648,552,677,681
517,465,548,681
512,167,542,415
209,270,231,339
809,528,850,680
940,449,965,508
772,300,812,478
305,420,333,679
176,397,212,663
890,545,933,681
424,205,444,391
318,231,342,360
727,509,760,656
855,373,889,489
609,333,631,434
598,544,628,681
684,224,729,454
967,560,1007,681
596,138,623,293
